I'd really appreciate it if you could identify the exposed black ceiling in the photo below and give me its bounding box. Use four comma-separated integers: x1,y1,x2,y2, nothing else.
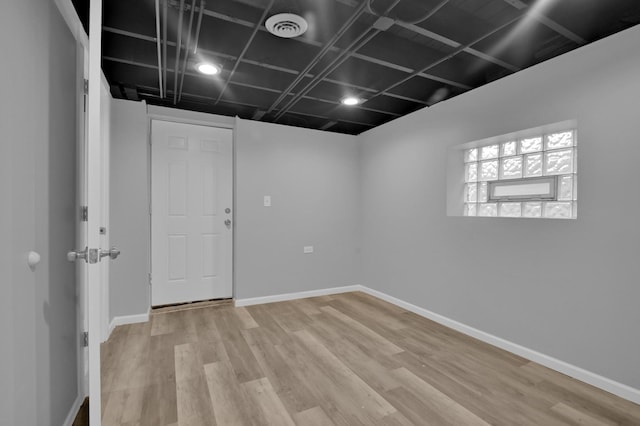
75,0,640,134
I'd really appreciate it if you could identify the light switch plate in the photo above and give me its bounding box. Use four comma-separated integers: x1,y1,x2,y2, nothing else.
264,195,271,207
303,246,314,254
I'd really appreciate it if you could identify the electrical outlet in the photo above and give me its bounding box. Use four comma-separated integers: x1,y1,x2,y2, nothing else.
264,195,271,207
303,246,314,254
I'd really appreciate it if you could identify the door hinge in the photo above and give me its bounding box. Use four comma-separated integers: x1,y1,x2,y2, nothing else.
84,79,89,94
80,206,88,222
149,273,152,285
82,331,89,347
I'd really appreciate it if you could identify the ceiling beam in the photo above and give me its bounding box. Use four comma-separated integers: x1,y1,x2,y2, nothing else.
199,6,473,88
273,0,406,121
368,11,527,105
102,56,400,117
102,26,433,106
214,0,275,105
501,0,586,45
319,121,338,131
135,84,376,129
265,0,370,114
395,22,520,72
335,0,520,72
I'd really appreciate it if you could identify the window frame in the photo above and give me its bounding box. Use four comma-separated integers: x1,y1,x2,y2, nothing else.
460,126,578,219
488,176,557,202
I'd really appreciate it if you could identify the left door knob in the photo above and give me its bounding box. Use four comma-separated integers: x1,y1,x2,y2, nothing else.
67,247,88,262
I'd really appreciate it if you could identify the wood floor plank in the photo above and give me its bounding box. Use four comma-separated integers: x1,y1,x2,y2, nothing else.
318,305,404,356
329,295,407,331
139,382,178,426
264,301,315,333
175,343,216,425
551,402,618,426
292,329,397,419
176,376,216,426
392,350,568,425
204,360,256,426
234,306,260,330
244,304,292,346
275,334,392,425
390,367,491,426
101,293,640,425
213,309,265,383
307,318,402,393
290,298,323,316
293,406,336,426
522,361,640,422
150,311,176,336
242,326,318,414
241,377,296,426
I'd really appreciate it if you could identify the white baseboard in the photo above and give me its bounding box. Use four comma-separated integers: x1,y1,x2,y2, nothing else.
107,311,150,340
359,286,640,405
234,285,363,307
62,393,86,426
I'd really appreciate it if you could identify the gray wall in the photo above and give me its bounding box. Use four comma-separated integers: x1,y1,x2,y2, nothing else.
109,107,361,317
359,25,640,389
110,99,151,318
235,118,361,299
0,0,79,424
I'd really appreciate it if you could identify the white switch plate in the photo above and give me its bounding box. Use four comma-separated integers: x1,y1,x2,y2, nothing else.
264,195,271,207
303,246,314,254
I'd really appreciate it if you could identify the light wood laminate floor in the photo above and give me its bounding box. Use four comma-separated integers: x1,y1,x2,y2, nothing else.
101,292,640,425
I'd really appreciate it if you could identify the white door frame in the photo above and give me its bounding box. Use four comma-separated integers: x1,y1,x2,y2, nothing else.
87,0,104,424
146,113,236,306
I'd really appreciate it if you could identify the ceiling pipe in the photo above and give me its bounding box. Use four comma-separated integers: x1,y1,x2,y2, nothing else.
214,0,275,105
173,0,186,104
155,0,164,98
265,0,370,115
162,0,168,96
177,0,197,102
273,0,402,121
192,0,206,54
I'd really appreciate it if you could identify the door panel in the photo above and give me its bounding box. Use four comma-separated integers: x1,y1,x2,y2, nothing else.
0,1,80,424
151,120,233,306
37,5,79,422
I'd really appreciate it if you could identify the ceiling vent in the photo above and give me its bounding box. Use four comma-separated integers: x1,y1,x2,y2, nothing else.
265,13,308,38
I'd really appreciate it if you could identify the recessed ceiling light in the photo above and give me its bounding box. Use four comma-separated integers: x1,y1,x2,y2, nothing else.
341,96,362,106
196,62,221,75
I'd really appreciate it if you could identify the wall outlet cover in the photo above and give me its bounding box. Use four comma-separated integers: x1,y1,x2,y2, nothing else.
303,246,314,254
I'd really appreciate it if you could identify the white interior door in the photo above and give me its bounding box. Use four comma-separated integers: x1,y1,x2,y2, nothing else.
151,120,233,306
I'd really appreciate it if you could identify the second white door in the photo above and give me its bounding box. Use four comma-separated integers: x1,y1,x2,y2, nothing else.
151,120,233,306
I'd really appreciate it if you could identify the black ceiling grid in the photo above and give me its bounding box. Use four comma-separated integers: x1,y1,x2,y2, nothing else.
74,0,640,134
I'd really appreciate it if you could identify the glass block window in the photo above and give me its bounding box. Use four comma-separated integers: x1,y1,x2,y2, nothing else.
464,129,577,219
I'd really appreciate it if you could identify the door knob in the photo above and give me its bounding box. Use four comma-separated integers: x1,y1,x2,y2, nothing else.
67,247,88,263
100,247,121,260
224,219,231,227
